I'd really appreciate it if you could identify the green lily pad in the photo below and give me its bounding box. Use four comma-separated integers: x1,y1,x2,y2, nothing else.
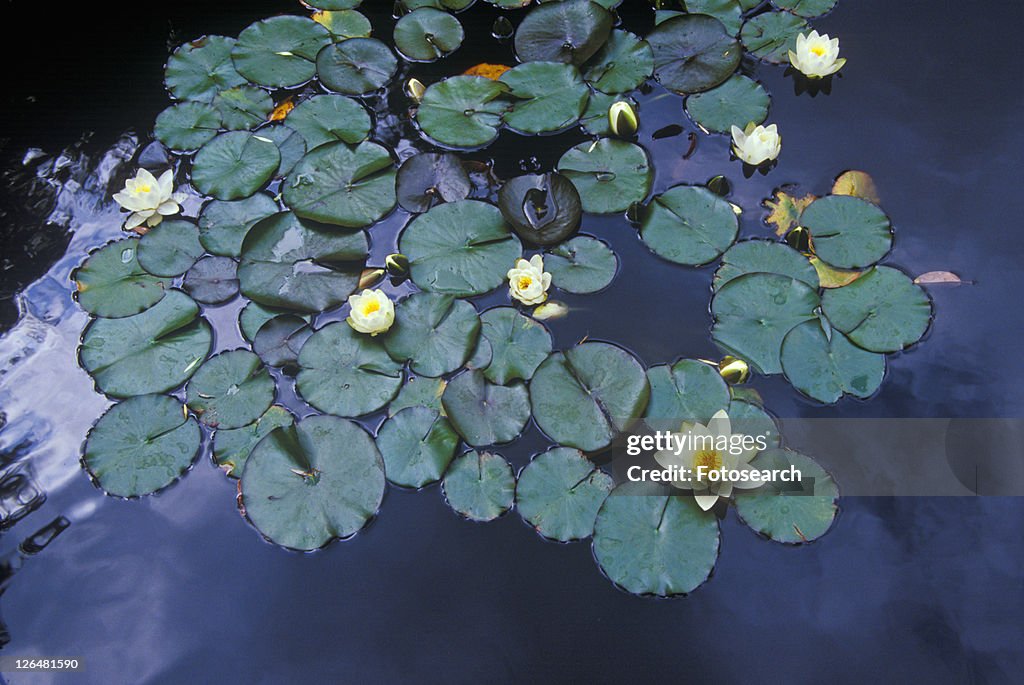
307,0,362,8
165,35,246,103
683,0,743,35
313,9,372,38
514,0,613,66
185,349,275,429
544,235,618,294
231,16,332,88
239,301,300,342
83,394,201,498
383,293,481,377
154,102,222,151
182,256,239,305
137,220,205,278
740,11,808,64
498,172,582,245
416,75,510,149
400,200,522,296
213,86,273,131
515,447,613,541
389,376,447,416
80,290,212,398
441,369,530,446
644,359,730,431
297,322,404,416
771,0,837,18
498,62,590,134
283,95,371,148
593,487,720,596
241,415,385,550
478,307,552,385
192,131,281,201
557,139,652,214
647,14,741,94
283,140,396,228
781,320,885,404
238,211,368,312
712,239,819,292
711,273,820,375
253,124,307,177
74,239,169,318
820,266,932,353
402,0,474,9
728,398,781,448
396,152,472,213
467,334,493,371
530,342,650,452
734,449,838,543
376,406,459,488
442,450,516,522
198,193,280,258
640,185,739,266
582,30,654,94
394,8,464,62
212,405,294,478
801,195,893,269
316,38,398,94
685,74,770,134
252,315,313,368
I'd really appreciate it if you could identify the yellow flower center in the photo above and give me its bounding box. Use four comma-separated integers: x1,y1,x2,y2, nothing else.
693,450,722,473
517,276,533,290
138,184,152,193
810,45,826,57
362,300,381,316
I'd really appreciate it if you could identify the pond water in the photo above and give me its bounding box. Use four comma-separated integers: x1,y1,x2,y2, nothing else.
1,0,1023,682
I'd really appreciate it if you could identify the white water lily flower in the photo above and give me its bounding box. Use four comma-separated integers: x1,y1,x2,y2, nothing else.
654,409,762,511
730,123,782,166
789,30,846,79
113,168,187,230
346,289,395,336
507,254,552,306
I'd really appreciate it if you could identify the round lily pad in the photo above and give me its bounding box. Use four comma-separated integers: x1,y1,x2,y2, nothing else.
771,0,837,18
83,394,201,498
376,406,459,488
283,95,371,148
154,102,222,151
283,140,396,228
212,86,273,131
557,139,652,214
442,451,516,522
740,11,808,64
231,16,332,88
801,195,893,269
400,200,523,296
186,349,275,429
515,447,613,542
498,62,590,134
396,152,472,213
711,273,820,375
820,266,932,353
498,172,582,246
74,239,169,318
593,487,720,596
544,235,618,294
191,131,281,201
316,38,398,94
297,322,403,417
212,405,294,478
383,293,481,377
79,290,212,398
416,75,510,149
389,375,447,416
182,255,239,305
137,220,205,277
241,415,385,550
165,35,246,103
514,0,613,66
441,369,530,446
530,342,650,452
198,193,280,258
252,315,313,368
478,307,552,385
685,75,770,134
781,320,886,404
313,9,372,38
582,29,654,94
644,359,730,431
394,8,464,62
640,185,739,266
712,239,819,292
647,14,741,94
252,124,307,177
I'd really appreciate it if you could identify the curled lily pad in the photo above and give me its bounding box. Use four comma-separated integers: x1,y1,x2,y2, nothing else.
213,405,294,478
283,95,371,148
647,14,741,94
557,139,652,214
530,342,650,452
781,320,885,404
80,290,212,398
165,35,246,103
283,140,396,228
498,62,590,134
442,451,516,522
712,239,819,292
640,185,739,266
515,447,613,542
241,415,385,550
801,195,893,270
394,8,464,62
514,0,613,66
253,124,307,177
231,16,332,88
498,172,582,246
416,75,510,149
582,30,654,95
83,395,201,498
644,359,730,431
155,102,222,151
312,9,372,38
186,349,275,429
191,131,281,201
137,220,205,278
297,322,404,417
316,38,398,95
389,375,447,416
711,273,820,375
74,239,169,318
182,256,239,305
376,406,459,488
383,293,481,377
441,369,530,446
820,266,932,353
400,200,522,296
593,487,720,596
213,86,273,131
740,11,808,64
771,0,837,18
544,235,618,294
685,75,770,134
252,315,312,368
396,152,471,213
198,193,279,258
478,307,552,385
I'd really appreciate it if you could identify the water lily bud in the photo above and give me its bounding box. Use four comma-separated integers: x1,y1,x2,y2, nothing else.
533,300,569,321
707,175,732,197
385,253,410,278
786,226,811,253
358,268,386,290
718,356,750,385
404,78,426,103
492,16,514,40
609,101,639,138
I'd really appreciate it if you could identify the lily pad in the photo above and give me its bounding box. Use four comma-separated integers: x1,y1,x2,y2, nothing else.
801,195,893,269
582,30,654,94
644,359,730,431
530,342,650,452
307,0,362,8
376,406,459,488
253,124,307,177
478,307,552,385
252,315,313,368
165,35,246,103
557,139,652,214
820,266,932,353
198,193,280,258
683,0,743,35
316,38,399,94
212,405,294,478
396,152,472,213
297,322,404,417
647,14,741,94
514,0,613,66
191,131,281,201
80,290,212,398
231,16,332,88
498,172,582,245
312,9,372,38
685,75,770,134
186,349,275,429
182,256,240,305
83,395,201,498
400,200,522,296
579,92,634,137
728,398,781,448
711,273,820,375
239,301,299,342
137,220,205,278
740,11,808,64
498,62,590,134
544,236,617,294
74,239,169,318
771,0,837,18
383,293,481,377
640,185,739,266
442,450,516,522
394,8,464,62
416,75,510,149
712,239,819,292
283,95,371,148
781,320,886,404
154,102,222,151
516,447,613,541
389,376,447,416
212,86,274,131
241,415,385,550
441,370,530,446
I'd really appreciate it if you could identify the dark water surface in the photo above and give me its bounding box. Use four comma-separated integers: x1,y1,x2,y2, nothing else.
1,1,1023,683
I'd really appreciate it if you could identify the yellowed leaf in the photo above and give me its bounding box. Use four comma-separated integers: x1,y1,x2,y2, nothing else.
832,170,880,205
914,271,963,285
463,63,512,80
269,97,295,122
810,257,864,288
763,189,816,237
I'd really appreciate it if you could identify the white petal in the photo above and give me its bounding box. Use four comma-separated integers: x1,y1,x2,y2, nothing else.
694,492,719,511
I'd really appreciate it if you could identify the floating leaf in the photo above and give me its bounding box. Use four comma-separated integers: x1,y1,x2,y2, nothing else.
394,8,464,62
198,193,280,258
396,152,472,213
740,11,808,64
186,350,275,428
384,292,481,377
442,450,516,522
771,0,837,18
231,16,332,88
463,63,512,79
915,271,963,285
685,75,769,134
416,75,510,149
182,255,239,305
498,172,582,245
683,0,743,35
809,256,863,288
477,306,552,385
253,125,307,177
441,369,530,446
728,397,781,447
316,38,399,94
312,9,372,38
154,102,222,151
713,240,819,292
515,447,613,541
376,406,459,488
498,62,590,134
283,94,371,148
544,235,617,294
640,185,739,266
801,195,892,270
389,376,447,416
212,405,294,478
764,188,815,237
821,266,932,353
306,0,363,8
213,86,274,131
74,239,169,318
252,315,313,368
582,29,654,94
644,359,730,431
781,320,885,403
137,220,205,278
532,300,569,321
557,139,652,214
191,131,281,201
165,35,246,103
832,170,880,205
514,0,613,66
647,14,741,94
239,301,299,342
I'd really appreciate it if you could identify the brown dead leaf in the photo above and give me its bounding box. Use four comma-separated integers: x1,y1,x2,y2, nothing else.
269,97,295,122
832,170,880,205
463,63,512,80
763,189,816,237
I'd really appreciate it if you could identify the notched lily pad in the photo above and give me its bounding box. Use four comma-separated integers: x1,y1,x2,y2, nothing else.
713,239,819,292
186,349,275,429
155,102,222,151
685,74,770,134
191,131,281,201
801,195,893,270
442,450,516,522
231,16,332,88
544,235,618,294
741,11,808,64
74,239,169,318
515,447,613,541
557,139,652,214
416,76,510,149
582,29,654,94
198,193,280,258
514,0,613,66
383,292,481,377
478,307,552,385
441,369,530,446
389,375,447,416
213,86,274,131
394,8,465,62
640,185,739,266
498,61,590,135
283,94,371,148
376,406,459,488
317,38,398,94
165,35,246,103
137,220,205,278
212,405,294,478
647,14,741,94
644,359,730,431
781,320,885,404
396,152,472,213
